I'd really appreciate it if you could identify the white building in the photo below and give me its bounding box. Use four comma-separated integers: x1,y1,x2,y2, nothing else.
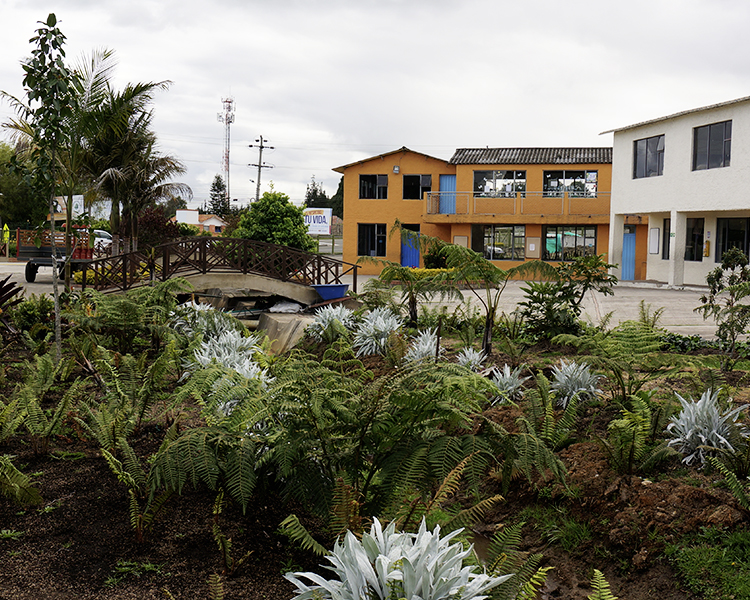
606,96,750,287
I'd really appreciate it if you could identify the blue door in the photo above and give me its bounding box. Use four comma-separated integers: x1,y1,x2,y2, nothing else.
401,226,420,268
439,175,456,214
622,232,636,281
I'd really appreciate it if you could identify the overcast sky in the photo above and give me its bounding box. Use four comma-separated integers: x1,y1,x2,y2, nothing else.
1,0,750,209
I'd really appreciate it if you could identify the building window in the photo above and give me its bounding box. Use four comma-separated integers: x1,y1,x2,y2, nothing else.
662,218,671,260
214,226,222,233
357,223,386,256
716,218,748,261
542,225,597,261
693,120,731,170
359,174,388,199
472,225,525,260
473,170,526,197
633,135,665,178
403,174,432,200
543,171,598,197
684,218,705,261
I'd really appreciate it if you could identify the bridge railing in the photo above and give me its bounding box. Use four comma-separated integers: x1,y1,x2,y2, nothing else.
80,237,359,293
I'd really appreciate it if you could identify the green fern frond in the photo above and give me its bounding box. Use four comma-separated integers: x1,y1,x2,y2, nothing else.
443,494,502,530
207,573,224,600
330,476,362,537
0,455,42,506
222,435,258,511
0,398,25,443
516,565,555,600
588,569,618,600
709,456,750,510
279,514,328,556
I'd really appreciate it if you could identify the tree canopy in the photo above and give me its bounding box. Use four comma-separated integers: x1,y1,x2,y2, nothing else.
208,174,229,217
234,188,315,252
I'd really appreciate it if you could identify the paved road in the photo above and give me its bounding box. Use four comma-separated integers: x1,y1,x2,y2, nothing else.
0,260,717,339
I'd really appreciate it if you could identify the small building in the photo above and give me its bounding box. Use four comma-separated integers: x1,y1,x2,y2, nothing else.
174,209,227,236
335,146,613,275
606,96,750,286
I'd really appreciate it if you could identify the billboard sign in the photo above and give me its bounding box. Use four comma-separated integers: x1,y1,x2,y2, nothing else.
303,208,332,235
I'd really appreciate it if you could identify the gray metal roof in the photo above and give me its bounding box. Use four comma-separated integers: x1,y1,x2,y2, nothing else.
601,95,750,134
449,147,612,165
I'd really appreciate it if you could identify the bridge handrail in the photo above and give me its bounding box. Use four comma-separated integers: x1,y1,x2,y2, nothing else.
80,237,359,293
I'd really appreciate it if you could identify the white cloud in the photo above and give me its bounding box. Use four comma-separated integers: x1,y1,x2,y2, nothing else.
1,0,750,208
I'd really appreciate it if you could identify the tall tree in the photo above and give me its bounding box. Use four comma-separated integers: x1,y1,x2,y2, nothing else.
304,175,329,208
329,176,343,219
208,174,228,217
0,142,43,227
3,13,74,361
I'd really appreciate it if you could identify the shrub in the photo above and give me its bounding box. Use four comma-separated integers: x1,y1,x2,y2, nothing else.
352,307,404,357
667,389,748,465
12,293,54,333
404,328,443,364
285,518,511,600
550,359,601,408
306,305,356,343
490,364,530,404
456,347,485,372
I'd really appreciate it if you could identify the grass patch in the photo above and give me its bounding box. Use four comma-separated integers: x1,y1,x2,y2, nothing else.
667,526,750,599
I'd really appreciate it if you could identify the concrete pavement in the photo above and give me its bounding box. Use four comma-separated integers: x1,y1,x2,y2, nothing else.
0,259,717,339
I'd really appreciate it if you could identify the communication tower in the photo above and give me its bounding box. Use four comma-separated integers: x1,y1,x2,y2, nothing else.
217,98,235,203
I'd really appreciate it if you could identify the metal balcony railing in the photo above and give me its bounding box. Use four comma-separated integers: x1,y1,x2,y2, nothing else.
425,191,610,217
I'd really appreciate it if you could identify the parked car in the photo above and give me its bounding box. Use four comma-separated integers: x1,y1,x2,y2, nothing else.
93,230,112,247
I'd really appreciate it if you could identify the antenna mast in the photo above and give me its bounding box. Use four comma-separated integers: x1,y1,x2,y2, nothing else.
249,135,274,202
217,98,235,204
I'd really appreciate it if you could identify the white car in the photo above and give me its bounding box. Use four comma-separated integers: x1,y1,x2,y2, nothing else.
93,230,112,247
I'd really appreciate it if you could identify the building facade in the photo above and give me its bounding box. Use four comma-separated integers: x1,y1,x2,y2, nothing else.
607,96,750,286
336,146,613,275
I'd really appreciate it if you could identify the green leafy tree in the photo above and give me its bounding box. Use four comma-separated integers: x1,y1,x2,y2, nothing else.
696,247,750,371
3,13,74,361
304,175,329,209
329,176,343,218
208,174,229,217
0,143,43,227
234,188,315,252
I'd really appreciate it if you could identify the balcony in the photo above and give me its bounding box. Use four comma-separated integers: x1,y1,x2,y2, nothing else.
425,191,610,220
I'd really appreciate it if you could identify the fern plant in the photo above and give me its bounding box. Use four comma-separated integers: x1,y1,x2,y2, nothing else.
485,521,553,600
212,490,253,575
599,395,676,475
285,518,512,600
0,455,42,506
518,373,578,451
101,431,177,543
490,364,530,405
666,388,749,465
550,359,601,408
588,569,618,600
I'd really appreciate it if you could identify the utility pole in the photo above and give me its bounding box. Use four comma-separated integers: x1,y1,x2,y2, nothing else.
249,135,274,202
217,98,235,207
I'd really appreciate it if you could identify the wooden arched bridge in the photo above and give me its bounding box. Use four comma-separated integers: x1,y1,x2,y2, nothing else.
79,237,359,297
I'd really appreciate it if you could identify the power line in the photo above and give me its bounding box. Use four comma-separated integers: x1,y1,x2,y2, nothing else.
248,135,274,202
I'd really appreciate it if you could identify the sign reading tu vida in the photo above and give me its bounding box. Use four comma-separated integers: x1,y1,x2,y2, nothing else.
303,208,332,235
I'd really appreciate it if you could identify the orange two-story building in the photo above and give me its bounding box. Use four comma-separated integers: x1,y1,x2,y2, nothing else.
335,146,626,277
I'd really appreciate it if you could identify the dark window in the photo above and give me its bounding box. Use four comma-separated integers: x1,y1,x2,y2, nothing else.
403,174,432,200
662,218,671,260
357,223,386,256
473,170,526,197
359,174,388,199
542,225,597,261
684,218,705,261
693,120,731,170
474,225,526,260
716,218,748,261
543,170,598,197
633,135,665,178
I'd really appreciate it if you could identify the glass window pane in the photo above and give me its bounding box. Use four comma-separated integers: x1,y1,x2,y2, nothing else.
694,126,708,170
474,171,493,194
709,123,725,168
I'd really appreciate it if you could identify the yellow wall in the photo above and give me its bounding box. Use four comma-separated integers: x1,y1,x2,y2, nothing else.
338,150,613,275
339,150,455,275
